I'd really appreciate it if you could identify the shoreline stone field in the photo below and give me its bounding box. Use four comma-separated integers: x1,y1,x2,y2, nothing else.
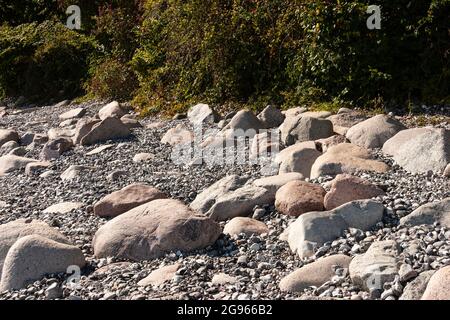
0,101,448,300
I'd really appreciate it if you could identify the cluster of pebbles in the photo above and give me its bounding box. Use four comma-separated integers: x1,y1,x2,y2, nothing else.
0,101,448,300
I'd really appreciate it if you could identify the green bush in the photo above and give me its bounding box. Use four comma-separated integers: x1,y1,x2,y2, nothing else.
0,0,60,26
0,21,98,102
132,0,450,114
86,58,138,101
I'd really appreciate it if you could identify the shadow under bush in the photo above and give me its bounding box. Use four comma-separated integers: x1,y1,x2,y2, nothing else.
0,21,98,103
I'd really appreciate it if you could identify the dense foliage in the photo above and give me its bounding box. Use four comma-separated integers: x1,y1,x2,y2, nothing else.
0,0,449,114
0,21,97,102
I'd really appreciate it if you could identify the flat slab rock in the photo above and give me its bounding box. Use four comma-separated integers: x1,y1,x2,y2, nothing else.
0,155,38,176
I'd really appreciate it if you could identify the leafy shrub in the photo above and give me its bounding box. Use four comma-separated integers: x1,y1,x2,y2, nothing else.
0,0,60,26
86,58,138,101
132,0,450,114
0,21,97,102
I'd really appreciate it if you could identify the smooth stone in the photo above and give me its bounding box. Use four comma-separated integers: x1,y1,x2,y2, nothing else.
280,254,352,292
223,217,269,236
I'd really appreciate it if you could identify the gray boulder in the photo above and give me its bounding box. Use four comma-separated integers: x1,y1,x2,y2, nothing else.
80,117,132,146
399,198,450,228
283,200,384,258
383,127,449,174
400,271,435,300
349,240,400,291
206,185,274,221
0,235,85,291
190,175,248,214
98,101,126,120
346,114,406,149
280,115,333,146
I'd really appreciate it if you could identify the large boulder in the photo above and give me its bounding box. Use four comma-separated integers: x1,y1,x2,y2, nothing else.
0,219,70,279
400,271,435,300
280,115,334,147
324,174,385,210
421,266,450,300
399,198,450,228
58,107,86,121
0,235,85,291
187,103,220,125
257,105,285,128
275,141,321,178
282,107,307,118
283,200,384,258
349,240,400,291
280,254,352,292
310,143,390,178
0,129,19,147
190,175,248,214
94,183,167,218
223,217,269,237
382,127,449,174
80,117,132,146
346,114,406,149
93,199,221,261
98,101,126,120
275,181,326,217
206,185,274,221
0,155,38,176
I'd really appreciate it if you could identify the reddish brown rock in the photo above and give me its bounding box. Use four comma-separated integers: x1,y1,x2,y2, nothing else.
275,181,326,217
324,174,385,210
